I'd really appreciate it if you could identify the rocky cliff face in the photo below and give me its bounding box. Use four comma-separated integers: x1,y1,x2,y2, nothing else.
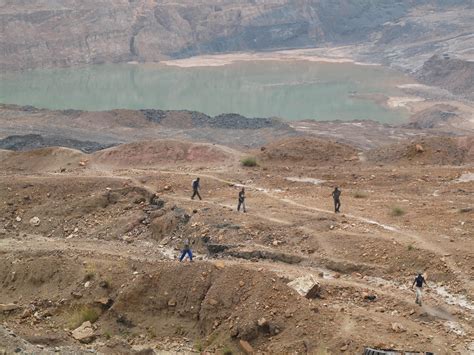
0,1,472,72
0,0,136,70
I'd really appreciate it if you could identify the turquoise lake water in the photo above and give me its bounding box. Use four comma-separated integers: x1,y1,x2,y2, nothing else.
0,61,412,122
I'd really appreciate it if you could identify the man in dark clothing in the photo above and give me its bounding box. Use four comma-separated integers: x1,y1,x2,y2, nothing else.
237,187,246,212
179,238,193,262
332,187,341,213
412,272,428,306
191,177,202,200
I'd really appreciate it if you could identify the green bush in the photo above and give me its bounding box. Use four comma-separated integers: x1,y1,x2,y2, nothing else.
68,305,100,329
84,272,95,281
195,341,203,352
391,206,406,217
241,156,258,167
353,191,368,198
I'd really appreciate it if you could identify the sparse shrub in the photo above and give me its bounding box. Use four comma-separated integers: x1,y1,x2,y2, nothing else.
99,279,110,289
84,272,95,281
195,341,203,352
407,244,414,251
83,264,96,281
30,275,45,286
241,156,258,167
315,346,330,355
353,191,368,198
146,327,157,339
68,305,99,329
103,331,112,340
205,332,219,347
175,325,186,336
391,206,405,216
222,346,233,355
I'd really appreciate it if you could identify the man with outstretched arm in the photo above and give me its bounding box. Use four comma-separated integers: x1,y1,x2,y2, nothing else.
191,177,202,200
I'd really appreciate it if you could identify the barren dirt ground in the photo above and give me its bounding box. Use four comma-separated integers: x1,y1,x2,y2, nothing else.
0,135,473,354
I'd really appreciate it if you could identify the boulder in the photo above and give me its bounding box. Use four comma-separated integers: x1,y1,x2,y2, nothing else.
362,292,377,301
71,321,95,343
239,340,254,354
214,260,225,270
95,297,114,309
391,322,406,333
29,216,41,226
208,298,218,306
287,275,321,299
257,318,268,327
0,303,20,312
167,299,177,307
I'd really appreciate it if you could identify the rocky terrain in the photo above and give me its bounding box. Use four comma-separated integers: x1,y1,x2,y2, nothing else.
1,136,473,354
0,134,114,153
1,1,473,97
1,1,473,353
1,99,473,152
0,104,473,353
417,55,474,100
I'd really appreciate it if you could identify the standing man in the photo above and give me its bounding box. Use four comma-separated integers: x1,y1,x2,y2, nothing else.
412,272,428,306
179,238,193,262
191,177,202,200
332,187,341,213
237,187,246,212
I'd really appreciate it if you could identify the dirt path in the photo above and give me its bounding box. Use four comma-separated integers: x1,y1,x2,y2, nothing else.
153,169,473,293
2,232,472,342
3,166,471,353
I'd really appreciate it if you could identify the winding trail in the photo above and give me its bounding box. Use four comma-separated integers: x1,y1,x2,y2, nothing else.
155,169,473,292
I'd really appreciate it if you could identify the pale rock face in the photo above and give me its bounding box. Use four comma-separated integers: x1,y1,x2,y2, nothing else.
1,0,473,77
71,321,95,343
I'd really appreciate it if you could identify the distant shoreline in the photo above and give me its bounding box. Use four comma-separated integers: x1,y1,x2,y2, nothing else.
158,49,379,68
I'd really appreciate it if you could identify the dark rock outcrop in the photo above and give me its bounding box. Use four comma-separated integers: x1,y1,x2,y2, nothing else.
417,55,474,99
0,134,114,153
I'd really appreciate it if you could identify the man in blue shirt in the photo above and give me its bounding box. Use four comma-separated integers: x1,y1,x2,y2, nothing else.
179,238,193,262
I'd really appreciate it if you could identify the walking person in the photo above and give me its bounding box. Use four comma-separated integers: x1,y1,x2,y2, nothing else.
237,187,246,212
332,187,341,213
412,272,428,306
191,177,202,200
179,238,193,262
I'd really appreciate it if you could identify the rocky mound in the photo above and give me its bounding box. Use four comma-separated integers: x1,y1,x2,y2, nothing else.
457,136,474,163
0,147,86,173
258,137,359,166
0,253,340,353
91,140,236,168
141,110,289,130
366,136,473,166
417,55,474,99
403,104,460,130
0,134,113,153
